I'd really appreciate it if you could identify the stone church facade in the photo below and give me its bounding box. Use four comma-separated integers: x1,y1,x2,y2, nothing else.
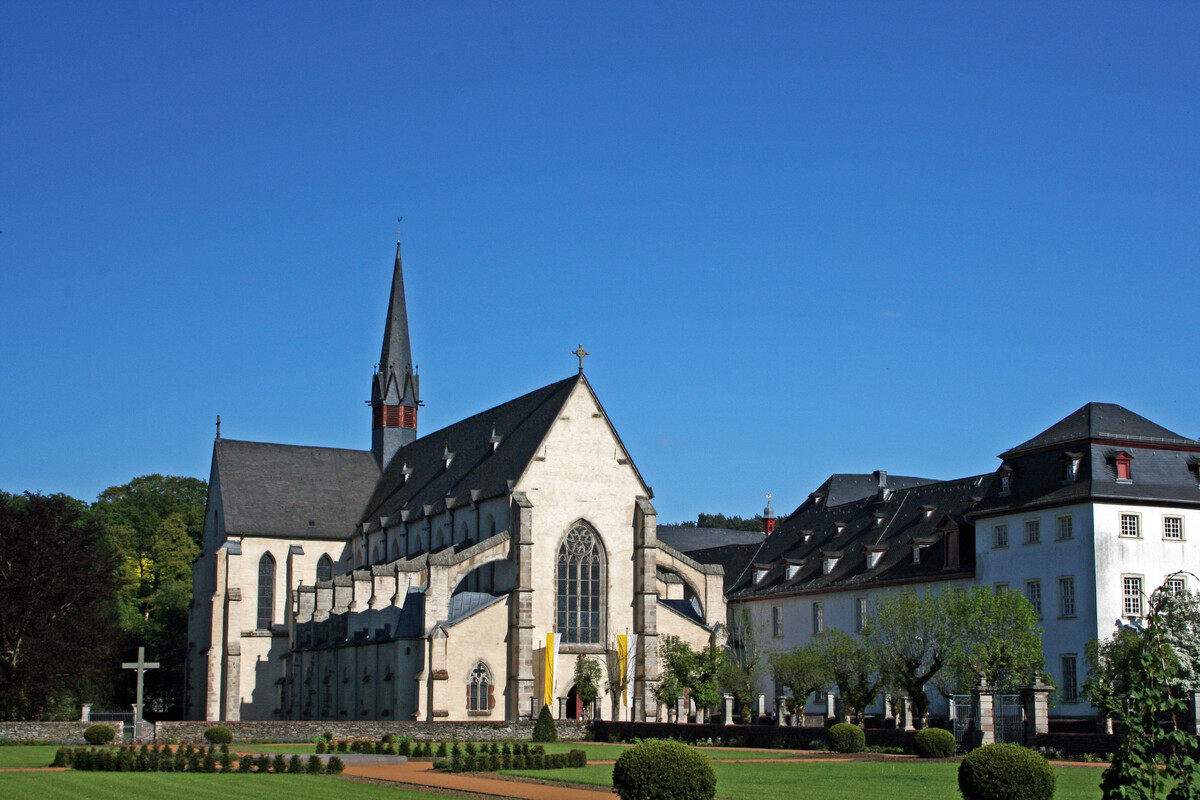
185,244,724,722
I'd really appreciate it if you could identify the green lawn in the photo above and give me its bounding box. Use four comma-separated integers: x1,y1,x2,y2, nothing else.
539,741,801,761
0,772,466,800
503,758,1108,800
0,746,60,768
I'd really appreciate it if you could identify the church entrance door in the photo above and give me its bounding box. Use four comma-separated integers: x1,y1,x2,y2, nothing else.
565,685,582,719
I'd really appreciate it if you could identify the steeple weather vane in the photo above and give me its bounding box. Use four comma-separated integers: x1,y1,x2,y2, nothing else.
573,344,589,374
395,217,404,241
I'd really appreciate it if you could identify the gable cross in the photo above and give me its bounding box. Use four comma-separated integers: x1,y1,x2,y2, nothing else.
573,344,589,374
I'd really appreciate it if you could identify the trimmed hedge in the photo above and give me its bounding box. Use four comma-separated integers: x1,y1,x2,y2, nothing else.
533,705,557,742
203,726,233,744
83,725,116,745
613,740,717,800
914,727,956,758
826,723,866,754
959,743,1055,800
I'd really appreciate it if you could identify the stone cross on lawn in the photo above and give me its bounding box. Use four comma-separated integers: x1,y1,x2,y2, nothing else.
122,647,159,726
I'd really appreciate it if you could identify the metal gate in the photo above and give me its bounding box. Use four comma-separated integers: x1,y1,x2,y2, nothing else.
995,694,1025,744
951,694,979,754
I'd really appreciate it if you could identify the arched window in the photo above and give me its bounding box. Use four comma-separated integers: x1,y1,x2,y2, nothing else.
257,553,275,630
484,514,496,537
371,543,381,564
557,522,604,644
316,554,333,583
467,661,492,712
460,521,470,544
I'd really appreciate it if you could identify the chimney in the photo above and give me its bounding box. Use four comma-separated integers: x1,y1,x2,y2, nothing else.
874,471,890,502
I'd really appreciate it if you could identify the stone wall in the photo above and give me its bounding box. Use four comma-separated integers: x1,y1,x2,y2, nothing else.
155,719,587,743
0,721,122,744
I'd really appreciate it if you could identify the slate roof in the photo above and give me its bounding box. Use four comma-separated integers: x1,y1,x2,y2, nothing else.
680,542,763,591
820,473,938,507
362,374,583,523
214,439,380,539
728,473,993,600
1001,402,1196,458
657,525,766,552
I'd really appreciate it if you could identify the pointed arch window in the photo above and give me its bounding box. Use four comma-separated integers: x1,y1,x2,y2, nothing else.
467,661,493,713
557,522,605,645
316,554,333,583
257,553,276,630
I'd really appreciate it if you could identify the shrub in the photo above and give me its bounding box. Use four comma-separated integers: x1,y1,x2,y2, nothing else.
533,704,558,742
914,727,956,758
256,754,270,772
219,752,234,772
613,740,717,800
52,747,72,767
238,755,253,772
958,743,1055,800
569,748,587,767
826,723,865,754
84,725,116,745
273,754,287,773
337,740,348,753
287,754,303,774
204,726,233,745
382,733,394,744
306,755,324,774
436,741,448,757
326,755,345,774
315,740,326,754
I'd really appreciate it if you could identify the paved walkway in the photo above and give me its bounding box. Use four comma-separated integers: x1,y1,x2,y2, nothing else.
345,760,616,800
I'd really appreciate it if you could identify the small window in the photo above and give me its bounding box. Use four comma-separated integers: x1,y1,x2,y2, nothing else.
1123,576,1143,617
855,597,868,632
1164,516,1183,540
1120,513,1141,538
1025,580,1042,618
993,524,1009,548
1024,519,1041,544
1167,577,1187,595
1056,515,1073,541
811,601,824,634
467,661,492,713
1115,453,1133,482
994,582,1009,594
1000,474,1012,495
772,606,783,638
1061,655,1078,703
1058,576,1076,617
1061,455,1081,482
316,554,333,582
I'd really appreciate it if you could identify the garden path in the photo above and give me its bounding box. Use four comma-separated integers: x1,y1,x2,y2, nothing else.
345,760,617,800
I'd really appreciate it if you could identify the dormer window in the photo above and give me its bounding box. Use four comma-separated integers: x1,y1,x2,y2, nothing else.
752,565,769,584
442,445,455,470
1113,451,1133,483
489,426,502,453
832,522,846,536
1061,452,1082,483
920,505,935,518
998,465,1014,496
784,558,803,580
400,462,413,484
810,493,826,508
821,552,840,574
801,529,814,543
864,548,885,569
910,539,933,564
872,512,886,526
1189,460,1200,488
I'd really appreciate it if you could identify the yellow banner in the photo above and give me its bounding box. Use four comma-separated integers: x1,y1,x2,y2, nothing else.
543,633,556,709
617,634,629,705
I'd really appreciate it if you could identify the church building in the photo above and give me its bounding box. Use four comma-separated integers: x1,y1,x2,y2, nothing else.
185,244,725,722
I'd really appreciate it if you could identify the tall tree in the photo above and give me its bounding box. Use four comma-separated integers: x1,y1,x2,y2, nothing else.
942,586,1045,692
0,492,122,720
91,474,206,717
767,644,830,720
811,629,881,724
862,589,948,727
721,610,763,722
573,655,603,721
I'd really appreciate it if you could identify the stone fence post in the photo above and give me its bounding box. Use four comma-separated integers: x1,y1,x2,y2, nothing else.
1020,676,1053,745
824,692,837,723
723,694,735,725
676,695,687,724
899,696,916,732
80,704,91,722
975,688,995,746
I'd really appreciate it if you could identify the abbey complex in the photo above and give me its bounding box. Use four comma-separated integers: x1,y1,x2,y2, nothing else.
187,244,1200,723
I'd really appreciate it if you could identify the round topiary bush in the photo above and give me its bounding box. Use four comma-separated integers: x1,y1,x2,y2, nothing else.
532,704,558,742
84,724,116,745
958,743,1055,800
826,723,866,754
914,727,956,758
612,739,717,800
203,725,233,745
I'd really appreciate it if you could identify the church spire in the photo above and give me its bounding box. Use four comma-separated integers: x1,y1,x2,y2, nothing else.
372,240,420,469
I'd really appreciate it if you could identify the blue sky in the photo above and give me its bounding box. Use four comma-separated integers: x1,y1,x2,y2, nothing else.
3,2,1198,522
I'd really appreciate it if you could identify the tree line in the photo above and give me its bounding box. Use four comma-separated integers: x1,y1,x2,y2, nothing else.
0,476,207,720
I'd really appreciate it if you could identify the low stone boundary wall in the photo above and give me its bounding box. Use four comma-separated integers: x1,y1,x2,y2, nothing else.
0,721,122,744
593,720,918,751
155,719,588,743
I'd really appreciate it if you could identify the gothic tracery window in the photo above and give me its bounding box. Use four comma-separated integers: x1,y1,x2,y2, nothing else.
316,554,333,583
257,553,275,629
468,661,492,712
557,522,604,645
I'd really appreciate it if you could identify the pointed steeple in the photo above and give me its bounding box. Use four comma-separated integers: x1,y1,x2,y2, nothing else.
372,241,420,469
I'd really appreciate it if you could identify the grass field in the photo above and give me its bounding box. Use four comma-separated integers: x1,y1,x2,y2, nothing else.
0,772,459,800
503,758,1108,800
0,746,60,768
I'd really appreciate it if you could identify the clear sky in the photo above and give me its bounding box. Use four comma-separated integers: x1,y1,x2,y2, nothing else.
3,2,1198,523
